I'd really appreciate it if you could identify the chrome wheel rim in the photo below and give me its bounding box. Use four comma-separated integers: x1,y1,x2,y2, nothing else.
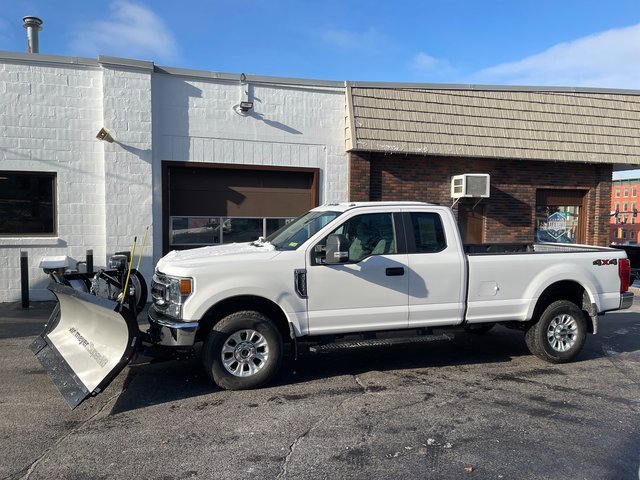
221,329,269,377
546,314,578,352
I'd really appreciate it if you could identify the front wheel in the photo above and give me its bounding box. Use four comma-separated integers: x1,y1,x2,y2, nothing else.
202,311,283,390
524,300,587,363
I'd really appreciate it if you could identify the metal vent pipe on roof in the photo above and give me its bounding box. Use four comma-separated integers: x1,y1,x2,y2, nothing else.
23,16,43,53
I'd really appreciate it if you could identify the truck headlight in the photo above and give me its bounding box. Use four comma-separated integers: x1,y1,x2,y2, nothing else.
151,272,193,319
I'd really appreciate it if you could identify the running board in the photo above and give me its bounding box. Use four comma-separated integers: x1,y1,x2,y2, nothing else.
308,333,453,354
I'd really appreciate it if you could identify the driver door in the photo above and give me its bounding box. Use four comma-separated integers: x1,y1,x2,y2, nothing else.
305,212,409,335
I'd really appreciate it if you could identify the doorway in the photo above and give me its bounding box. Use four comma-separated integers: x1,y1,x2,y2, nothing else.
459,205,485,244
535,190,587,243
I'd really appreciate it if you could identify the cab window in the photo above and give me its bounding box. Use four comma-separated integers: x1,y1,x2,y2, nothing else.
410,212,446,253
329,213,397,262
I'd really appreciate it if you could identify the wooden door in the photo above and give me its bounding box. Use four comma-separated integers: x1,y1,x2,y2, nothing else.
459,205,485,244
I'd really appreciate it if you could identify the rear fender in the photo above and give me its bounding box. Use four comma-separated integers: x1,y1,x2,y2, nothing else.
29,281,141,409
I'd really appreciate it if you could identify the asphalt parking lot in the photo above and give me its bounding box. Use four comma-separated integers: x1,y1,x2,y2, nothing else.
1,299,639,480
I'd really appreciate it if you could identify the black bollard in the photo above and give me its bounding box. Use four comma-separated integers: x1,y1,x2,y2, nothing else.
86,249,94,274
20,251,29,309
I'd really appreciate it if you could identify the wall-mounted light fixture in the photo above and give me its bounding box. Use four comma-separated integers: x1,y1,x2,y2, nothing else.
96,127,113,142
233,73,253,115
239,101,254,112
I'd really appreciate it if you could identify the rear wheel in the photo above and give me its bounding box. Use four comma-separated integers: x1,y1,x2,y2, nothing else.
524,300,586,363
202,310,283,390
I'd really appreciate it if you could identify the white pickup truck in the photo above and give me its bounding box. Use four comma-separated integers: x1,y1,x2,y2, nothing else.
146,201,633,389
32,201,634,407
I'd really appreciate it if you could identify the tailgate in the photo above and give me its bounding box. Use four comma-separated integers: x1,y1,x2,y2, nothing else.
29,281,141,409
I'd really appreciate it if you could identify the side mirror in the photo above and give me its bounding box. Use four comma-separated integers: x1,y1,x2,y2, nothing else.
325,234,350,264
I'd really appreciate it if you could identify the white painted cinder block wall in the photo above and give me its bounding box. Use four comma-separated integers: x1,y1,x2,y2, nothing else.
0,58,106,302
0,54,348,303
150,72,347,266
101,60,154,283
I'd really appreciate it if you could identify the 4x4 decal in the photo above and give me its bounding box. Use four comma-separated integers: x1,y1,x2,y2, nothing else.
593,259,618,266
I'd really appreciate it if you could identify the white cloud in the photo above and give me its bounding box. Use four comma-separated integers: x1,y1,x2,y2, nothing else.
411,52,453,75
69,1,177,62
470,23,640,89
320,26,383,51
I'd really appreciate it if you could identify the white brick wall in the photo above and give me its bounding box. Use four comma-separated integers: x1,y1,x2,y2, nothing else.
151,75,347,265
0,61,105,302
0,55,348,303
101,63,154,282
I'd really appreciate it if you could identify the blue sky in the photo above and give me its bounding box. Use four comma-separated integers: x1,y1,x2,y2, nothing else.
2,0,640,177
2,0,640,87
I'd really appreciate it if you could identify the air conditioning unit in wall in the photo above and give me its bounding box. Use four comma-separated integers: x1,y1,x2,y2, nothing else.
451,174,490,199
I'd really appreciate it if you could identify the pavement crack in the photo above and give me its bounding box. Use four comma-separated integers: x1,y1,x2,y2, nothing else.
17,390,122,480
277,429,306,480
276,386,357,479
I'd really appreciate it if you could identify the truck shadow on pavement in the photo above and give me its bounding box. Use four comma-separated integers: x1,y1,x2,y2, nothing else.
110,327,539,413
12,303,640,414
110,312,640,413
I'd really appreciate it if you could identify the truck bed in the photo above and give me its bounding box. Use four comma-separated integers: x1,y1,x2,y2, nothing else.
463,242,612,255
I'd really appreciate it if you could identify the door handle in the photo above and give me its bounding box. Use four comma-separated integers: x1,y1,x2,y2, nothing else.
385,267,405,276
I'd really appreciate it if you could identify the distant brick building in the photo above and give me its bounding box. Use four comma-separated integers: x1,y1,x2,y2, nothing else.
610,178,640,244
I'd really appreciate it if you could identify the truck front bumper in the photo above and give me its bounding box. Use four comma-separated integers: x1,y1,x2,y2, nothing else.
147,306,199,347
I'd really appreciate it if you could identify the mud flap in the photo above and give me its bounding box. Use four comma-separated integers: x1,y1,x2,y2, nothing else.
29,281,141,409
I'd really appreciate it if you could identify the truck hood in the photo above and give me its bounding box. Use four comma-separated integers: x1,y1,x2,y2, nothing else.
157,242,280,273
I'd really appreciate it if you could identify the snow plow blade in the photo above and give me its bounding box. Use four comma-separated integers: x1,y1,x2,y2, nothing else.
29,281,141,409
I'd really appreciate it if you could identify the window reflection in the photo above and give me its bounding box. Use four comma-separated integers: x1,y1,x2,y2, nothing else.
535,206,580,243
170,216,295,249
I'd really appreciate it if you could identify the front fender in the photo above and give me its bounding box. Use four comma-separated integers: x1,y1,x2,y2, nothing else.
185,283,307,335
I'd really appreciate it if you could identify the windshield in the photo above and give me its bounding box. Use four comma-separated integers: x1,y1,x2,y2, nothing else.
266,210,342,250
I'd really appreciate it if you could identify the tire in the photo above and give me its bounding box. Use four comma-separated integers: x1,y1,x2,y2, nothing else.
202,311,283,390
524,300,587,363
464,323,495,334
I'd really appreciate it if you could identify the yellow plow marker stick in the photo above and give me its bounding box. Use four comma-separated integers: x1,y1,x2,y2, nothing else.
120,236,137,312
135,226,149,272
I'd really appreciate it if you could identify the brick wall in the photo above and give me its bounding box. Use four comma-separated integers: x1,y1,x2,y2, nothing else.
348,152,371,201
349,153,612,246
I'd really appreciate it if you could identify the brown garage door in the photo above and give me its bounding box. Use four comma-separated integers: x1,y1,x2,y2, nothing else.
163,162,319,251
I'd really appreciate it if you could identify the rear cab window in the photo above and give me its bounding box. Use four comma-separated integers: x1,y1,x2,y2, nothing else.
408,212,447,254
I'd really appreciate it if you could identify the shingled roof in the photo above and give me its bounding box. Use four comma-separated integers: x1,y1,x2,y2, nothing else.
345,84,640,165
